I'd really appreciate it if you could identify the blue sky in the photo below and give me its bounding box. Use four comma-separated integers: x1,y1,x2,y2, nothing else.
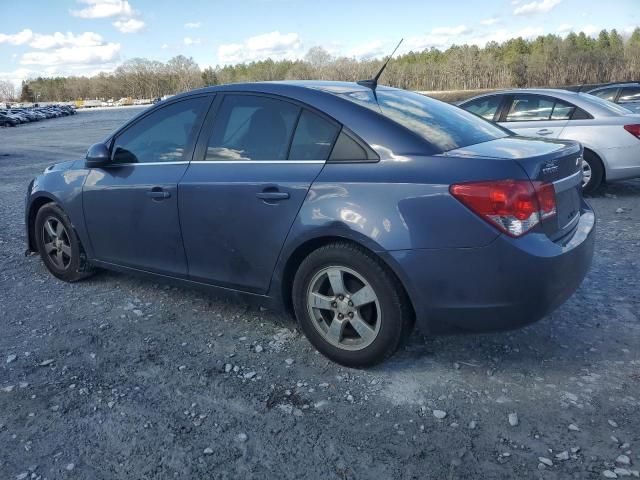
0,0,638,86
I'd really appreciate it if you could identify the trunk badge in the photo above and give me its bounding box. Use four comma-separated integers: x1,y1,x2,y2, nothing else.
541,159,559,175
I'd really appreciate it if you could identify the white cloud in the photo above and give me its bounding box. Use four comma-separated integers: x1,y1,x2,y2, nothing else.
0,67,36,88
347,40,387,59
113,18,145,33
184,22,201,29
581,25,601,36
0,29,34,46
183,37,200,46
431,25,471,36
29,32,103,49
21,43,121,67
480,17,501,26
557,23,572,34
70,0,133,18
161,43,169,49
218,31,301,64
406,25,472,50
469,27,544,46
514,0,561,16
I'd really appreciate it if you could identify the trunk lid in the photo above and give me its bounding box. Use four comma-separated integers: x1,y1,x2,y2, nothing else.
445,136,583,241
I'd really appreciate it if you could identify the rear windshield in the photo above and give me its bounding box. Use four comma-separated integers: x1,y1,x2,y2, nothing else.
337,88,508,152
579,93,633,115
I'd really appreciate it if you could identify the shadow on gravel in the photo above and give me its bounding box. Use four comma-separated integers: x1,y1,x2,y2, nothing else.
587,178,640,198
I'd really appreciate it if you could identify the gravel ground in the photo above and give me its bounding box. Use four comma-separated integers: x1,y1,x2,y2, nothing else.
1,108,639,480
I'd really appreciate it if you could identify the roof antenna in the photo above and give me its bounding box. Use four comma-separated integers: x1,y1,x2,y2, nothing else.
357,38,403,95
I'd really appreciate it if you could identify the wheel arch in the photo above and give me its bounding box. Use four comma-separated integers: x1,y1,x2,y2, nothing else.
27,194,57,253
582,146,607,182
277,235,416,323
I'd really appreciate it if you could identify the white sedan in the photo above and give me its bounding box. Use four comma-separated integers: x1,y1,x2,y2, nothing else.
459,89,640,193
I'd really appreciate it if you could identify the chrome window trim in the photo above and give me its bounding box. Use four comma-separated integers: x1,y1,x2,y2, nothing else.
193,160,326,164
101,160,326,167
103,161,190,167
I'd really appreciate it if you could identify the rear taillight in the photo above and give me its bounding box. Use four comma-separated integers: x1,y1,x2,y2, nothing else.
450,179,556,237
623,124,640,139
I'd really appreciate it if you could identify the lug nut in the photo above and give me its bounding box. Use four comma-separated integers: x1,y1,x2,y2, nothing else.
348,312,354,318
338,313,344,319
332,302,337,308
348,300,353,307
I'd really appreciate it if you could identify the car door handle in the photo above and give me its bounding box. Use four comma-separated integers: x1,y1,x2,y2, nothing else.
146,187,171,199
256,191,290,201
536,128,553,135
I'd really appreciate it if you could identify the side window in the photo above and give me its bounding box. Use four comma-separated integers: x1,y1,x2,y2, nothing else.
289,110,339,160
329,131,367,162
619,87,640,103
505,95,554,122
205,95,299,161
571,107,592,120
550,100,576,120
462,95,503,120
112,97,208,164
591,88,618,102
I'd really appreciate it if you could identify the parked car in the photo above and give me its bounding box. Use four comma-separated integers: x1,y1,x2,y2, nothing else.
0,104,76,126
0,111,18,127
459,89,640,193
25,81,595,366
587,82,640,113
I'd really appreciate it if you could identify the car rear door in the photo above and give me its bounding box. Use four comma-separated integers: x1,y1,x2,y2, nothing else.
83,95,212,275
179,93,340,293
498,94,572,138
459,94,506,122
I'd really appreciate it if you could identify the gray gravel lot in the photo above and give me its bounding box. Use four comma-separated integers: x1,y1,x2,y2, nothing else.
1,108,639,479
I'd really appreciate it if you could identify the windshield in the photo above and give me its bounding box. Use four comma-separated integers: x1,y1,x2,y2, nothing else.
580,92,633,115
337,88,509,152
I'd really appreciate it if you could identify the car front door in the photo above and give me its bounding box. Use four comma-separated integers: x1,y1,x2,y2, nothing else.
498,94,572,138
179,93,340,293
83,95,212,275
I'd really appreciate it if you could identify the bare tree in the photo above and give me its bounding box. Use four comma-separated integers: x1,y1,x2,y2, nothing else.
0,80,16,102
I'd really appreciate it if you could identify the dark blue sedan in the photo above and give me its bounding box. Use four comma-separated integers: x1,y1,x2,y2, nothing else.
25,81,595,366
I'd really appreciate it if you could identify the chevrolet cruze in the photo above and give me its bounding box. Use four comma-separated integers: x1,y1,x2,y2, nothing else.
25,81,595,366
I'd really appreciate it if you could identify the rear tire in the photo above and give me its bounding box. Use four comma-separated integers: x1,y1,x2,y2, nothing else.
581,150,604,195
292,242,413,367
34,203,94,283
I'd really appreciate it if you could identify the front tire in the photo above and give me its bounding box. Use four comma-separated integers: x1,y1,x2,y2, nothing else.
581,150,604,195
292,242,413,367
34,203,93,282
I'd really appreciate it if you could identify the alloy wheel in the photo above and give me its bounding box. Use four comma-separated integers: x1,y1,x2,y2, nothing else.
42,216,72,270
306,266,381,351
581,159,592,188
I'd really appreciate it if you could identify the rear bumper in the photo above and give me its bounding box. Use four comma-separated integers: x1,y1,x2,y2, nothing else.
384,203,595,334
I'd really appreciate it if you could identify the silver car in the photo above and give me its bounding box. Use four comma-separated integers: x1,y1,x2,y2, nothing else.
587,82,640,114
459,89,640,193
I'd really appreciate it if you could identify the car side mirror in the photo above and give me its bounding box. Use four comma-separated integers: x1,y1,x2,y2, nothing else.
85,143,111,168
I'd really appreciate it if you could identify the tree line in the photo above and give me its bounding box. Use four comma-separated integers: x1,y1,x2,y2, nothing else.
13,28,640,103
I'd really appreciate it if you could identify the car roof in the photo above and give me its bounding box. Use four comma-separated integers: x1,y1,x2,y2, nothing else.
461,88,628,117
588,82,640,91
171,80,393,100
